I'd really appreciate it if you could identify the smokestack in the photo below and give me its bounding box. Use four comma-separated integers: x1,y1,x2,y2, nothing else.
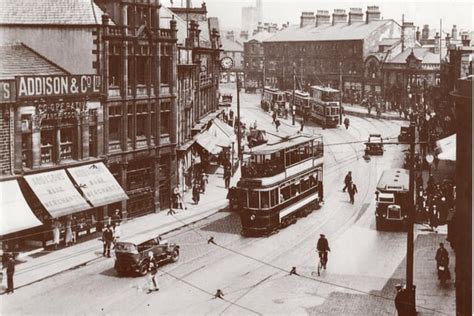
445,33,451,48
416,27,420,42
434,32,440,54
332,9,347,25
451,25,458,40
422,24,429,41
315,10,330,27
300,11,315,28
348,8,363,25
461,33,470,47
366,6,381,23
240,30,249,40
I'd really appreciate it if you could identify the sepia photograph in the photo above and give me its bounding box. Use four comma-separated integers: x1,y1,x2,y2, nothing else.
0,0,471,314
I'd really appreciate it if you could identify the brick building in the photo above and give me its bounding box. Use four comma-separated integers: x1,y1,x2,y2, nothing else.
262,6,401,99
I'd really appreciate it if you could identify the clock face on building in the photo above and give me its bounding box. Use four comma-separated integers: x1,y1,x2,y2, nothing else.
220,57,234,70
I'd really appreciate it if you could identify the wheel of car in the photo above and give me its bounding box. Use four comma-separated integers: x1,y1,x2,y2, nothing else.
170,249,180,263
138,262,148,276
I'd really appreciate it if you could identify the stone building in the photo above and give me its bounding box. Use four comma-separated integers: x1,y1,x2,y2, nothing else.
220,37,244,82
243,30,278,88
262,6,401,99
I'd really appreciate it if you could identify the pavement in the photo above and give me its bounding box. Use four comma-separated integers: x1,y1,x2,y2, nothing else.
4,166,231,291
342,103,408,121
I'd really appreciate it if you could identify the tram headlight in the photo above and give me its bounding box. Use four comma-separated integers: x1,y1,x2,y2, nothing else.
250,214,256,221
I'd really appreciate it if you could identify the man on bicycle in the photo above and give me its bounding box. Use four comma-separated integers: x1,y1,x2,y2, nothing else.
317,234,331,269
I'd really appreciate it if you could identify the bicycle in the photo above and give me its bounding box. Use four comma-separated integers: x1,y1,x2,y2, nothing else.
317,250,328,276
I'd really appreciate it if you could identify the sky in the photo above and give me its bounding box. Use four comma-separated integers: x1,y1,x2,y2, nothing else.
185,0,474,32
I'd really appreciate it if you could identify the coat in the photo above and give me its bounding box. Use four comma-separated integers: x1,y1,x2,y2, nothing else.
348,183,358,195
148,257,158,275
6,257,15,275
344,174,352,185
317,237,330,252
103,228,114,243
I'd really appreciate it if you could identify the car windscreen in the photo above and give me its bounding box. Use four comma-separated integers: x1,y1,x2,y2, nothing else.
115,243,137,252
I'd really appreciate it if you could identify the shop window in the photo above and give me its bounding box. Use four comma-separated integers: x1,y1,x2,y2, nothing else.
21,114,33,168
60,127,75,160
40,129,54,164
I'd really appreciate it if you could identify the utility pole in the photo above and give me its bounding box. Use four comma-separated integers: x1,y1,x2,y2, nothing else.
236,77,242,160
262,63,265,98
339,61,343,125
292,63,296,126
406,109,417,315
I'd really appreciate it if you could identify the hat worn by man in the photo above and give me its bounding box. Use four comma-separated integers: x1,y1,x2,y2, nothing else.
395,284,403,289
320,234,325,237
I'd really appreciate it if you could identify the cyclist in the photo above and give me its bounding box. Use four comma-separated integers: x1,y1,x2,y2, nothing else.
316,234,331,269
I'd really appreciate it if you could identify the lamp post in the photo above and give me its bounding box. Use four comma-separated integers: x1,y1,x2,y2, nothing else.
339,61,343,125
292,63,296,126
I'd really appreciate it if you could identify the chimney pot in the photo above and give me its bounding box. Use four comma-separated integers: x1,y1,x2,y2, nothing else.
366,6,381,24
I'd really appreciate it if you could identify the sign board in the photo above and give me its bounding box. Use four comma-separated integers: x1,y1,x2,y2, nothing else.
0,80,15,103
16,75,101,99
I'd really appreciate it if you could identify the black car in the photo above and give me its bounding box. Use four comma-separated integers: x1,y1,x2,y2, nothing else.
365,134,384,155
398,126,411,143
114,236,179,276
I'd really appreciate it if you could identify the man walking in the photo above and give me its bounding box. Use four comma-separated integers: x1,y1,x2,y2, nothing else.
342,171,352,192
394,284,408,315
347,181,358,204
224,167,231,189
147,251,159,293
102,225,114,258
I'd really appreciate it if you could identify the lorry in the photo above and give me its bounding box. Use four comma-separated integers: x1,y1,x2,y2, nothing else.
375,169,410,230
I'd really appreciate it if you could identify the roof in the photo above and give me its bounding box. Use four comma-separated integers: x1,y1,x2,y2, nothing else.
387,47,448,64
220,37,243,52
0,43,67,80
160,6,210,46
311,85,339,93
244,134,321,155
0,0,105,25
378,38,400,46
264,20,395,43
376,169,409,191
246,31,276,43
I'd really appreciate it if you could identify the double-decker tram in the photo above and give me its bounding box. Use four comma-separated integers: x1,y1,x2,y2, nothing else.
261,86,286,112
293,90,310,116
309,85,340,128
239,134,324,236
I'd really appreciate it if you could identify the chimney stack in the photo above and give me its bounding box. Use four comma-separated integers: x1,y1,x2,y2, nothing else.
300,11,315,28
240,30,249,40
348,8,363,25
226,30,235,41
451,25,458,40
269,23,277,33
315,10,330,27
445,33,451,48
461,33,470,47
332,9,347,25
434,32,440,54
257,22,263,32
366,6,381,23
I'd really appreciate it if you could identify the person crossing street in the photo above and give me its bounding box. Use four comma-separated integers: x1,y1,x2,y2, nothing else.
146,251,159,293
316,234,330,269
347,181,358,204
342,171,352,192
102,225,114,258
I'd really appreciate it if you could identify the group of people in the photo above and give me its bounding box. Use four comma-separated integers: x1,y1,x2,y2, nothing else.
101,210,123,258
50,215,77,250
416,174,455,230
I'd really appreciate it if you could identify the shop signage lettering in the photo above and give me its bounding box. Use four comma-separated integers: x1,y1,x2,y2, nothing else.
37,100,87,120
16,75,101,99
0,80,15,103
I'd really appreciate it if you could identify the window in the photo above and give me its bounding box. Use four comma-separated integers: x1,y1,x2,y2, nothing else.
161,46,171,85
260,191,270,209
108,43,122,87
270,189,278,207
136,104,148,145
249,190,259,209
160,101,171,135
281,185,291,202
109,105,122,144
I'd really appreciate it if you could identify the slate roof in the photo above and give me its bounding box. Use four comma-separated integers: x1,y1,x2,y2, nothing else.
0,43,67,80
264,20,395,43
246,31,275,43
387,47,448,64
378,38,400,46
160,6,210,47
0,0,105,25
220,37,243,52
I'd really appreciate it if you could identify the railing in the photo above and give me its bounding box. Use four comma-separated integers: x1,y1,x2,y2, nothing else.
106,26,174,41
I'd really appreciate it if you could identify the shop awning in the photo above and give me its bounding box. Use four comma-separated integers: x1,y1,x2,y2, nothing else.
67,162,128,207
0,180,43,236
435,134,456,161
24,170,90,218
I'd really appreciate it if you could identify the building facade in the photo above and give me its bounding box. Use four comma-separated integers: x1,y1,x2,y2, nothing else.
262,7,401,99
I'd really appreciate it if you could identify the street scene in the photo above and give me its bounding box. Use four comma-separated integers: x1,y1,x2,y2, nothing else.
0,0,471,315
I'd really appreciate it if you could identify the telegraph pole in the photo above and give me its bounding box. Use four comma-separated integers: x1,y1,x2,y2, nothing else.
236,77,242,160
292,64,296,126
339,61,343,125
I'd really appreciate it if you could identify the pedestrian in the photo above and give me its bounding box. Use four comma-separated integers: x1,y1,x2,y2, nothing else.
65,217,73,247
224,168,231,189
102,225,114,258
200,173,208,193
342,171,352,192
272,111,277,124
347,181,358,204
192,183,200,205
394,284,408,315
113,222,121,247
435,243,449,269
300,119,304,132
146,251,159,293
343,117,350,130
52,220,60,250
111,209,122,226
5,254,15,294
433,153,439,170
275,119,280,132
253,120,258,129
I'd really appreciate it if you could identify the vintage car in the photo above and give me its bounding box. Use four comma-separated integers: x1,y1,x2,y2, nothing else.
398,126,411,143
403,152,424,170
365,134,384,155
114,236,179,276
219,94,233,107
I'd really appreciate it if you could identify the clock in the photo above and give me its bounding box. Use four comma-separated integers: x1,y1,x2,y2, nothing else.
220,57,234,70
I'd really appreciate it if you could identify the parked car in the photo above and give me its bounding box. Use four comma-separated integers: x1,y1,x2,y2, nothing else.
365,134,384,155
398,126,411,143
219,94,233,107
114,236,179,276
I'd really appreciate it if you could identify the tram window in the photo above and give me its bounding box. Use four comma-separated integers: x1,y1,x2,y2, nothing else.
249,191,259,209
281,186,291,201
292,183,301,196
270,189,278,207
301,178,310,192
260,191,270,209
309,175,316,186
285,151,291,165
242,190,248,207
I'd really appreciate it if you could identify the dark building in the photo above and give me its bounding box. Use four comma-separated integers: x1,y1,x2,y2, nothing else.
262,6,401,99
95,0,178,217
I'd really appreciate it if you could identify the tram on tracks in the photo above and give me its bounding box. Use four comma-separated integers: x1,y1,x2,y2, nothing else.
238,134,324,236
261,86,286,112
309,85,341,128
291,90,311,116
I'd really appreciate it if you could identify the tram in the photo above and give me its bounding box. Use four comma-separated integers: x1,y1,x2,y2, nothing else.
238,134,324,236
309,85,340,128
261,86,286,112
292,90,311,116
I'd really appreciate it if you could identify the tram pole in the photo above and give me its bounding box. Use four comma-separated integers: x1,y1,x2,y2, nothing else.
236,76,242,161
292,64,296,126
339,61,343,125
